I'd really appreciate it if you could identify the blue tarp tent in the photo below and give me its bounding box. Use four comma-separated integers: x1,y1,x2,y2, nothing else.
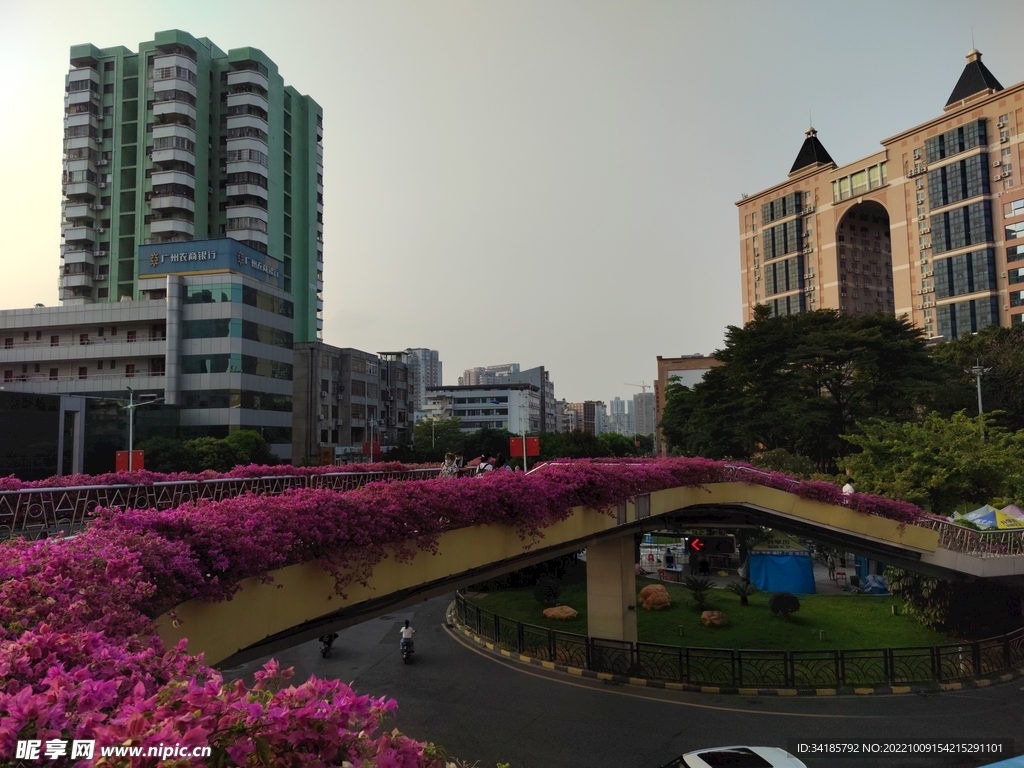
748,532,816,594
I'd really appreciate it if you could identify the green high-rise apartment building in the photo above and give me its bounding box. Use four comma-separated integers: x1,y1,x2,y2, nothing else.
61,30,324,342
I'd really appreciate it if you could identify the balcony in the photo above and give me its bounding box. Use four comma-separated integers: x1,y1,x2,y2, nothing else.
62,202,96,220
227,69,269,91
62,273,94,289
63,225,96,243
153,100,197,121
152,124,197,143
226,227,268,245
64,112,101,131
226,91,269,113
225,114,268,132
66,90,100,109
64,181,101,200
151,147,195,165
225,205,268,222
150,170,195,188
154,52,196,71
68,66,100,85
62,249,96,266
150,195,195,212
150,218,195,236
225,183,268,200
154,77,197,99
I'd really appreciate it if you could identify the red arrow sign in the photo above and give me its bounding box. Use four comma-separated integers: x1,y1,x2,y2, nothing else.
690,538,704,552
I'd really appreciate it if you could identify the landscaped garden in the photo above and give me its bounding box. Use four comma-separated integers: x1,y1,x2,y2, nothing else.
469,577,957,650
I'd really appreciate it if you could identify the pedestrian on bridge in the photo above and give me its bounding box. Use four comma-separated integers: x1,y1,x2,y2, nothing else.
439,453,459,479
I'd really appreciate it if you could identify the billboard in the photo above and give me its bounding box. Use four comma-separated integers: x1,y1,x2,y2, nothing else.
137,238,284,288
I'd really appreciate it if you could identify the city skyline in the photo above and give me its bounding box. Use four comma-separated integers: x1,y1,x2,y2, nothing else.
4,1,1024,400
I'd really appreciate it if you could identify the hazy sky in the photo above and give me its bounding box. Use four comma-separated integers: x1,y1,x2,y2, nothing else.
3,1,1023,403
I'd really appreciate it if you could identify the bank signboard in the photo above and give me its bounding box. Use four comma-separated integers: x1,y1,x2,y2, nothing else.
137,238,284,288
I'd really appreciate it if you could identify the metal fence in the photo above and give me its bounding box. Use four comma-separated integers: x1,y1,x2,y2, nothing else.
453,594,1024,688
0,469,440,540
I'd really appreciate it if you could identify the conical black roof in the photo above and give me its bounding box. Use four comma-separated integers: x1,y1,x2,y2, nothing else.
946,49,1003,107
789,127,834,175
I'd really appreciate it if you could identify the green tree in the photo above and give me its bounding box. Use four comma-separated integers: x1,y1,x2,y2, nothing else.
659,308,940,471
224,430,278,465
413,418,465,461
929,325,1024,432
597,432,642,457
839,412,1024,514
188,437,246,472
750,448,819,479
135,436,198,473
463,427,518,462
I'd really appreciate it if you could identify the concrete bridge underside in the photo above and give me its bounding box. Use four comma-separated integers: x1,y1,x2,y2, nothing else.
155,483,1024,668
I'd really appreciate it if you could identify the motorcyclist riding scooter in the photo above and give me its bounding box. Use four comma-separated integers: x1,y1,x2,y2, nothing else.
398,620,416,663
319,632,339,658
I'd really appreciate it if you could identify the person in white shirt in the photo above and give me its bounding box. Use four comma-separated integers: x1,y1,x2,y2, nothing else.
842,481,855,495
399,619,416,650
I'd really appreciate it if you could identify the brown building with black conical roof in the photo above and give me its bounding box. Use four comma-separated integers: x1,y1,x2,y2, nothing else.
737,49,1024,340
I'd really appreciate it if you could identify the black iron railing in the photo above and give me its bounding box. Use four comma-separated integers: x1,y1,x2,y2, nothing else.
453,594,1024,688
0,469,441,540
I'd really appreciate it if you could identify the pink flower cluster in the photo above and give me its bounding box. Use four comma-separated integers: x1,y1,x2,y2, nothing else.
0,458,926,765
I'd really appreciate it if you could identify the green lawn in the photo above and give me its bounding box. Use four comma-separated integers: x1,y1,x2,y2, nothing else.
468,577,957,650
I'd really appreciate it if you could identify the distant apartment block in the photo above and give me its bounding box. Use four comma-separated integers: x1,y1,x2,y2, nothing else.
426,383,541,434
458,363,520,385
564,401,607,435
404,348,441,412
292,343,412,464
60,29,324,342
739,48,1024,339
632,392,656,437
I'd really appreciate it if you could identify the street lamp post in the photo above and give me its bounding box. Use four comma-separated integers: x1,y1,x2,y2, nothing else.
518,398,529,472
966,359,991,440
368,419,376,465
123,387,164,471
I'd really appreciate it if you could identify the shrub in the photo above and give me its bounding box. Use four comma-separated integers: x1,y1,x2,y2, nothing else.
682,575,714,612
726,581,757,606
768,592,801,620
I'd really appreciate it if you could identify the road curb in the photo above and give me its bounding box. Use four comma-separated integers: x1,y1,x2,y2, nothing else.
446,603,1024,697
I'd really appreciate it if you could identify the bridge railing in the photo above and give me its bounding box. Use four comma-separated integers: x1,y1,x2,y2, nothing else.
0,468,441,541
453,594,1024,688
913,517,1024,557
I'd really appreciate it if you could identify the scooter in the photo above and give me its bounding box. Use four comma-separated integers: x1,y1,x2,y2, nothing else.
401,638,415,664
319,633,338,658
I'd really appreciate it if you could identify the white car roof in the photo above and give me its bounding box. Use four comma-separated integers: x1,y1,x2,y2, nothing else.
683,746,807,768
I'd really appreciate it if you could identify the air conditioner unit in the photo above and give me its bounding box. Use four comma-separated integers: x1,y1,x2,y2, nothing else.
1001,137,1010,143
97,160,107,166
95,275,107,281
994,160,1002,167
321,391,328,398
916,289,923,295
98,182,106,188
916,303,924,309
94,250,106,256
999,121,1007,128
1003,172,1013,179
97,227,105,233
1002,272,1008,278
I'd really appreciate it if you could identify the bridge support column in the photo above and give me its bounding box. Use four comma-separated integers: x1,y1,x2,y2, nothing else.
586,536,637,642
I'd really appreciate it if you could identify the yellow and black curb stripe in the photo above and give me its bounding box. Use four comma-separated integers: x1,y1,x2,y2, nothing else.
446,604,1024,697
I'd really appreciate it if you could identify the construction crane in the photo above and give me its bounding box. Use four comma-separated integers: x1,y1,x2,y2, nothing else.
625,382,650,393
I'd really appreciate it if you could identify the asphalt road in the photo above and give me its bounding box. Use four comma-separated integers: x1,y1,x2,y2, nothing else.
225,594,1024,768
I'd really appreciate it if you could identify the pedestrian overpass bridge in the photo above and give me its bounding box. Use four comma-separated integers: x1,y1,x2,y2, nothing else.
154,479,1024,668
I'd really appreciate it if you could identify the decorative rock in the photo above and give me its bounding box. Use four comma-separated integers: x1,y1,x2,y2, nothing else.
543,605,578,620
638,584,672,611
701,610,728,627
